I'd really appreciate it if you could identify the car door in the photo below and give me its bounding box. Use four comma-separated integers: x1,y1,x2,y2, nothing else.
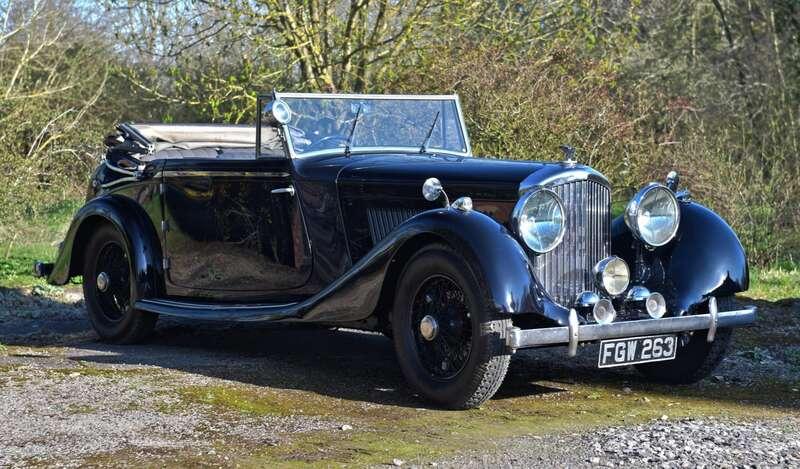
160,155,312,295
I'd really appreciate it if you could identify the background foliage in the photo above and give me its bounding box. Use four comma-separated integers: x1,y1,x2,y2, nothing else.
1,0,798,267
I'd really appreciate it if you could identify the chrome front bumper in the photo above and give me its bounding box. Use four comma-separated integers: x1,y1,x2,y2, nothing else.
506,297,757,356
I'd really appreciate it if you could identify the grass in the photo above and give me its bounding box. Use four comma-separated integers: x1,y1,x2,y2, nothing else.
746,267,800,302
0,199,81,288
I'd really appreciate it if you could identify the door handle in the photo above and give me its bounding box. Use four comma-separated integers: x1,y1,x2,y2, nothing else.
271,186,295,196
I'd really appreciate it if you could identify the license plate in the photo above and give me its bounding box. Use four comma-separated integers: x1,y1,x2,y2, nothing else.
598,334,677,368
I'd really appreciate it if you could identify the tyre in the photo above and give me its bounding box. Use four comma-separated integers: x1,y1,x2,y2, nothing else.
391,244,511,409
635,297,735,384
82,224,157,343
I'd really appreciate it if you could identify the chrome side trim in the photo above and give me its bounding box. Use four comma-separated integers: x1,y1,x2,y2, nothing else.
506,306,757,352
141,298,297,310
101,176,139,189
135,298,301,323
104,159,136,176
158,170,290,178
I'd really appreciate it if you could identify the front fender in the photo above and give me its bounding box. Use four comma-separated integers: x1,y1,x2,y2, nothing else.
299,207,553,324
48,195,164,300
612,200,749,313
398,208,547,316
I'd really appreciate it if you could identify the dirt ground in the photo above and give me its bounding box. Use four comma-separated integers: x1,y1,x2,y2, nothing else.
1,285,798,467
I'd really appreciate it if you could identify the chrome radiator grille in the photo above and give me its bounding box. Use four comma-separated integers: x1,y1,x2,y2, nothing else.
532,180,611,307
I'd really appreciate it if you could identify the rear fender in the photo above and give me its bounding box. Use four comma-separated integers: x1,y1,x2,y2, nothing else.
48,195,164,300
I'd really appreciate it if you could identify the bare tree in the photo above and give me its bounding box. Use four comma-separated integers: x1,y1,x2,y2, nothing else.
0,0,109,221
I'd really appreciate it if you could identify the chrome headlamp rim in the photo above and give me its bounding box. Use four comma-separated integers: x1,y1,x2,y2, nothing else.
624,183,680,248
511,188,567,254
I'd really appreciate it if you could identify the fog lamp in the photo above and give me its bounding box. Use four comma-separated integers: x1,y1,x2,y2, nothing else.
593,298,616,325
645,292,667,319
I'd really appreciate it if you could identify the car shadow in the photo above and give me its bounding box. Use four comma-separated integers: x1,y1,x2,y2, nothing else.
65,321,567,408
2,288,798,410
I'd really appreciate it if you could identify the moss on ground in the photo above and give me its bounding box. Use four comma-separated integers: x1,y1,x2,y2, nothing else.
173,378,798,468
177,385,300,416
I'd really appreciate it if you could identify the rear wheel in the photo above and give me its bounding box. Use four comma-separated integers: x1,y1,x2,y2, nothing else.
82,225,157,343
635,297,735,384
392,244,511,409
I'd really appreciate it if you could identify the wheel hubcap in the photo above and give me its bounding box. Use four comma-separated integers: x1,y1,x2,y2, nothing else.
419,315,439,341
96,272,110,292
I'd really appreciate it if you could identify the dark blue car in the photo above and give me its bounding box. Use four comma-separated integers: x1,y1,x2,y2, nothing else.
35,92,756,408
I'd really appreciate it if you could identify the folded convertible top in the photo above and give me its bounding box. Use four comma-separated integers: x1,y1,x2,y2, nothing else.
121,123,284,158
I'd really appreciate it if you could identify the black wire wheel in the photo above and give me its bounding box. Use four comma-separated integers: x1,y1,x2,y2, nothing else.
392,243,511,409
93,241,130,322
82,224,157,343
411,275,473,380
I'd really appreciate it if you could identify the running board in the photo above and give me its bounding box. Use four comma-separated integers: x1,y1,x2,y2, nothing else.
135,298,301,322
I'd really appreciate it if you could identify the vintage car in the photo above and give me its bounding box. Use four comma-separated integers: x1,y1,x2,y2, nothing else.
35,92,756,409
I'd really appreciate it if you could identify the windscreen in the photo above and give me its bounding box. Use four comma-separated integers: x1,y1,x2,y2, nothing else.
278,95,469,156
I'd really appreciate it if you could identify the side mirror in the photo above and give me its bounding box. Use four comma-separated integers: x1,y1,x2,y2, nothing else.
422,177,443,201
422,177,450,206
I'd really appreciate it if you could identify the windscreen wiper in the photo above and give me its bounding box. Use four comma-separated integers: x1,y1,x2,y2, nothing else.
344,104,362,157
419,111,440,154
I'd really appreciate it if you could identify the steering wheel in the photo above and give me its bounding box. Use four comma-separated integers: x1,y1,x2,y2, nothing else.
307,135,349,152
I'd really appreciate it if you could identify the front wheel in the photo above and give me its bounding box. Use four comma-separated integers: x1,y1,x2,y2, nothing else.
635,297,735,384
82,225,157,343
391,244,511,409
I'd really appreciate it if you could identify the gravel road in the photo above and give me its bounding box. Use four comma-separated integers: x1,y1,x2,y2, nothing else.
433,417,800,468
1,285,798,467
